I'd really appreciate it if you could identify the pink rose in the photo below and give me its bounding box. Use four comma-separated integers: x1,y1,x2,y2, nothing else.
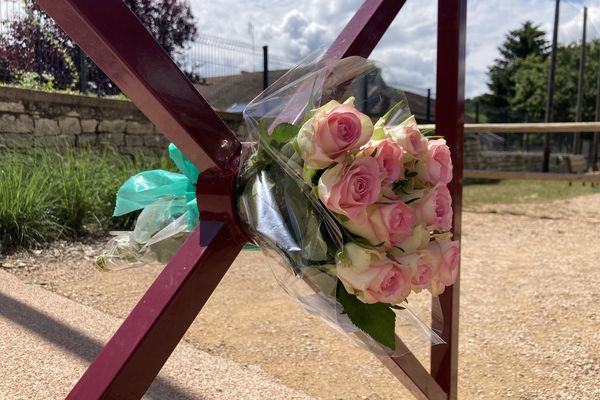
394,253,436,292
296,99,374,169
418,138,453,185
414,184,453,231
336,244,413,305
436,239,460,286
388,117,427,159
372,139,404,183
412,257,435,289
343,201,416,248
318,157,381,218
423,239,460,295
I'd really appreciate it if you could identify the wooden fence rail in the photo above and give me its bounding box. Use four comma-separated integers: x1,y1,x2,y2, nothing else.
419,122,600,133
418,122,600,181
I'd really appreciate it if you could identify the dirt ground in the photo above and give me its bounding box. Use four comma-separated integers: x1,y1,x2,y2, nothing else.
1,194,599,399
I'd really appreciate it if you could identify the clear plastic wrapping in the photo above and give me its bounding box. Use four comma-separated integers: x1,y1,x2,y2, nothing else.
237,55,457,356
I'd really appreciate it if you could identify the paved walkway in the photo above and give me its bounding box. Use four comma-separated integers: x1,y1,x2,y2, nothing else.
0,270,313,400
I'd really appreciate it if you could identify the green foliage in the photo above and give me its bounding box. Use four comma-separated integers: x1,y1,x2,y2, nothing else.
266,123,300,147
481,21,549,121
0,0,198,94
475,20,600,128
0,146,171,252
511,55,548,120
337,281,396,350
14,71,56,91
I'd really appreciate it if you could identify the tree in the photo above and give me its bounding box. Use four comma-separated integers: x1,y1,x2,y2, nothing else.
480,21,549,121
0,0,197,94
511,55,547,121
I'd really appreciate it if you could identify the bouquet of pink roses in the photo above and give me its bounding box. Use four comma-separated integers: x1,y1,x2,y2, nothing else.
238,56,458,351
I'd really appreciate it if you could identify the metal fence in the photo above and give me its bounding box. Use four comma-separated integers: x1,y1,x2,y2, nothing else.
0,0,296,108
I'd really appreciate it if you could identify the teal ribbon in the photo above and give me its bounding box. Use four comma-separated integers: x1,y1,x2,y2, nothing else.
114,144,199,230
114,143,259,250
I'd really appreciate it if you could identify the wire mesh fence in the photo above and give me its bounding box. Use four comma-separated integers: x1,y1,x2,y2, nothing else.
0,0,297,108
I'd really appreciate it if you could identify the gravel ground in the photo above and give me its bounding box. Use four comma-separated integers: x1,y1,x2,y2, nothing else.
0,270,313,400
1,194,599,399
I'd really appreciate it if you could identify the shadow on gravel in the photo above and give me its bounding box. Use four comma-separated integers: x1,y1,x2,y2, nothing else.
0,292,200,400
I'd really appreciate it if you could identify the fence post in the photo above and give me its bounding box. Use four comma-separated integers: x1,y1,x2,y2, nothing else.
426,88,431,122
475,101,479,124
544,0,560,172
262,45,268,90
78,46,87,93
574,7,587,155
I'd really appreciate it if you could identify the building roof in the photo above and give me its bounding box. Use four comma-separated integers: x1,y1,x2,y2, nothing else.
194,69,436,123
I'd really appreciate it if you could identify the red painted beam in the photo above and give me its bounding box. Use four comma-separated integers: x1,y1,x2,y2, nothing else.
67,223,244,399
35,0,240,173
324,0,406,60
431,1,467,399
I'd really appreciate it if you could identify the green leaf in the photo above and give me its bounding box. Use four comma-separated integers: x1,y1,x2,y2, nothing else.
372,100,405,140
303,163,317,184
337,282,396,350
269,123,300,145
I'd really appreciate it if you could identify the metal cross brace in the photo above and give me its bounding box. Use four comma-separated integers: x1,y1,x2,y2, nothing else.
34,1,465,399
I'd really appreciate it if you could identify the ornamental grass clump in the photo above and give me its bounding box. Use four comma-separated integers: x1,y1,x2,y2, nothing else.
0,146,171,252
0,153,63,251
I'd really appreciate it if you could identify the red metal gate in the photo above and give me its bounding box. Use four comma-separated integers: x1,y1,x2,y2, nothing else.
34,1,465,398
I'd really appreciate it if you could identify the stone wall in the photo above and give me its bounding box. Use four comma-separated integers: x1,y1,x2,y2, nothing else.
464,133,571,173
0,88,576,174
0,87,245,154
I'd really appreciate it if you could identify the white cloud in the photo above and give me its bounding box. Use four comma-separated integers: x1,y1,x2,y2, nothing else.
186,0,599,99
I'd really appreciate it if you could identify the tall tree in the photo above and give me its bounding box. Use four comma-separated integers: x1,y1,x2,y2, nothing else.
482,21,549,121
0,0,197,94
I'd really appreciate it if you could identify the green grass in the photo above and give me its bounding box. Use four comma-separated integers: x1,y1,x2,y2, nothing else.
2,145,598,252
0,146,171,252
463,179,600,207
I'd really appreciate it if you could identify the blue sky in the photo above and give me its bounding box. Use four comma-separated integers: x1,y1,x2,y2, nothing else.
188,0,600,99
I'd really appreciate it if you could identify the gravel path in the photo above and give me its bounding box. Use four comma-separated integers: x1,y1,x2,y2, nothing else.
0,270,313,400
1,194,599,399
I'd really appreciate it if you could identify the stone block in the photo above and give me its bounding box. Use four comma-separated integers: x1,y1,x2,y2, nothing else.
98,133,125,146
98,119,126,133
125,134,145,146
143,134,169,147
59,117,81,135
15,114,34,133
34,118,60,136
81,119,98,133
0,101,25,113
126,120,154,134
0,114,17,133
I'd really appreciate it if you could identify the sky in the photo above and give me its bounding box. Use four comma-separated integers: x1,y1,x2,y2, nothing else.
187,0,600,99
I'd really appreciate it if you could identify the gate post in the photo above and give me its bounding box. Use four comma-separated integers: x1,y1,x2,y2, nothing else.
431,1,467,398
